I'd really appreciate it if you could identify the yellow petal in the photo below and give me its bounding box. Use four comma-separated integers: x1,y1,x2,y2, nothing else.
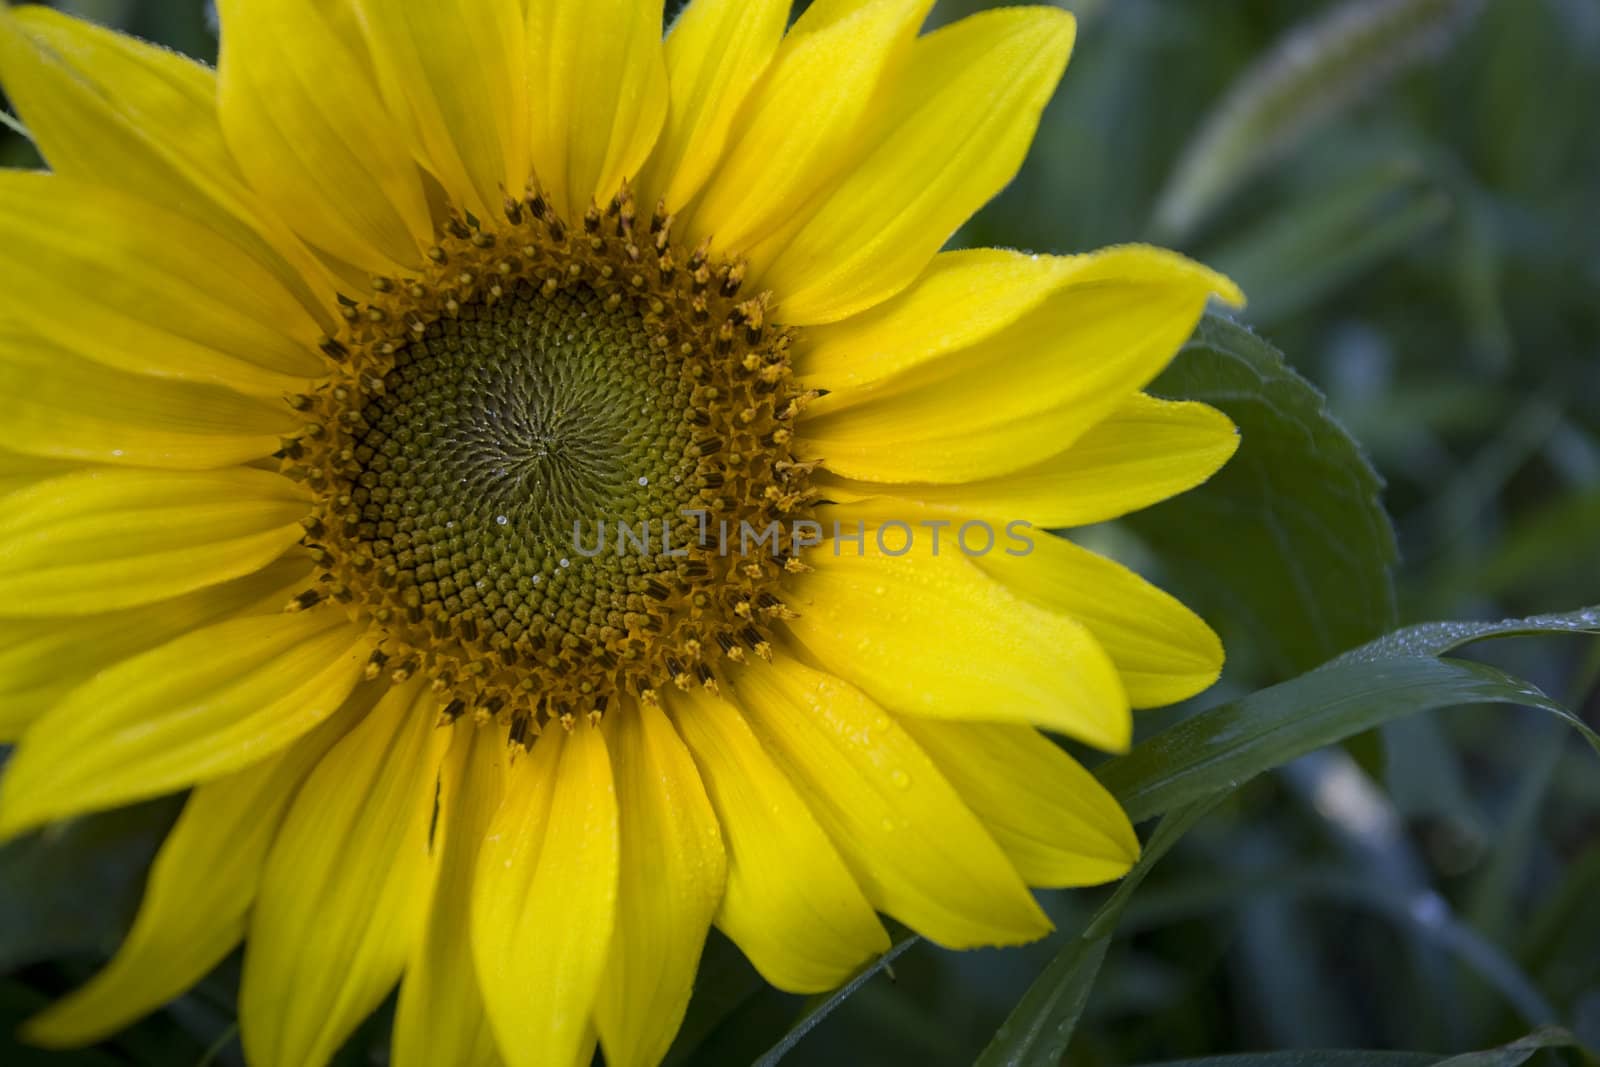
393,722,508,1067
526,0,668,222
0,554,312,743
240,680,450,1067
754,8,1075,324
473,722,618,1067
796,246,1242,482
634,0,789,214
784,531,1131,750
814,394,1240,529
21,690,372,1047
0,451,79,499
0,6,338,324
594,699,727,1067
216,0,434,274
0,172,327,395
898,719,1139,888
669,687,890,993
973,532,1226,709
0,607,373,838
353,0,529,220
793,249,1094,392
0,468,310,617
732,656,1051,948
0,327,300,469
685,0,932,254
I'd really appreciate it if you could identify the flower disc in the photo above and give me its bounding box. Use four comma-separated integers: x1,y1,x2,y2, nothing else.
289,198,811,733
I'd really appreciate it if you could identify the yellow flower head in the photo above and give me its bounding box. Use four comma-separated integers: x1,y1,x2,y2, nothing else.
0,1,1242,1065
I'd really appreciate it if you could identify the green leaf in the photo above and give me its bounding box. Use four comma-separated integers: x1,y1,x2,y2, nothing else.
751,933,920,1067
0,108,31,143
1432,1026,1587,1066
1331,604,1600,664
1126,313,1398,678
1129,1027,1588,1067
986,608,1599,1064
1121,1026,1587,1067
1099,655,1599,825
974,799,1224,1067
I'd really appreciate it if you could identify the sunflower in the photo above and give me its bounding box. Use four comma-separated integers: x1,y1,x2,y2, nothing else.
0,0,1241,1064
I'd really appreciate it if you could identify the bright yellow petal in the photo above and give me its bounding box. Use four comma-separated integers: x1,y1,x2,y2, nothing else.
784,531,1131,750
240,680,449,1067
393,722,508,1067
732,656,1051,948
814,394,1240,529
21,691,371,1047
594,699,727,1067
526,0,668,222
0,607,373,838
0,451,79,499
973,532,1227,709
0,468,310,617
0,172,327,395
353,0,529,220
473,722,618,1067
669,687,891,993
634,0,788,214
793,249,1095,392
753,8,1074,325
796,246,1242,482
0,328,300,470
0,554,311,743
685,0,931,253
898,719,1139,888
216,0,434,274
0,6,337,323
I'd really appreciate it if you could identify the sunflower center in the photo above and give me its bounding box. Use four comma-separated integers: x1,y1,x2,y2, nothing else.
282,193,814,739
360,283,700,604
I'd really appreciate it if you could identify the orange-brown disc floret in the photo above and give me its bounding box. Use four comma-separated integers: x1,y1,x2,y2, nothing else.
279,188,816,741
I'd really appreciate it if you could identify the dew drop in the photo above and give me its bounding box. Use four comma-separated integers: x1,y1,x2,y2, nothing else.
890,769,911,789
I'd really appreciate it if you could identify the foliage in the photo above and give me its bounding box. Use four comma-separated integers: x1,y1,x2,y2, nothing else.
2,0,1598,1065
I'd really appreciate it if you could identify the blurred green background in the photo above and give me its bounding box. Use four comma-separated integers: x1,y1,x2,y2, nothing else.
2,0,1597,1064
